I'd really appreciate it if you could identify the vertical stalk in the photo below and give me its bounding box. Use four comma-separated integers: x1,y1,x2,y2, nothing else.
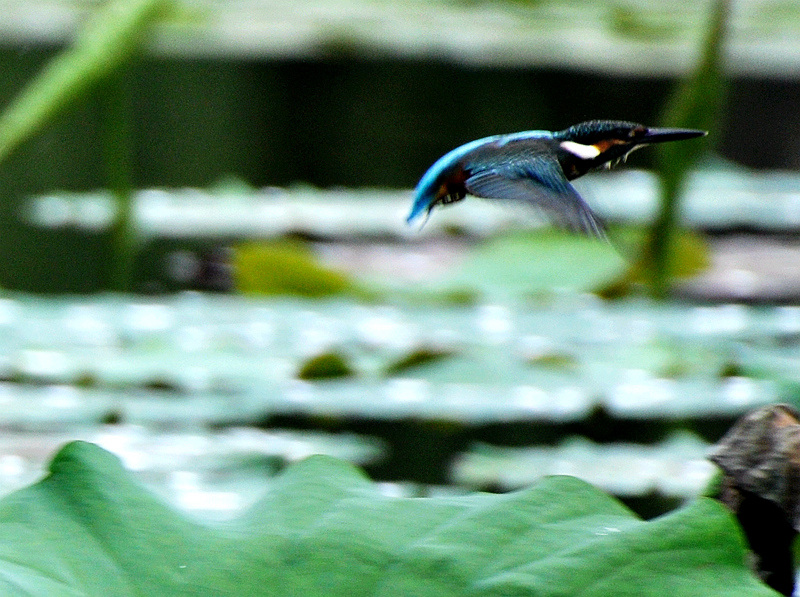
101,69,136,293
646,0,728,299
648,139,688,299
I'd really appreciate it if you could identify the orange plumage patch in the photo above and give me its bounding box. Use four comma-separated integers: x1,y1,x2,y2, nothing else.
592,138,627,154
436,168,469,204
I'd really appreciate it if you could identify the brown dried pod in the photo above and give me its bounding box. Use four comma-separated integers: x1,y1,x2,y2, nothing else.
709,403,800,524
708,404,800,596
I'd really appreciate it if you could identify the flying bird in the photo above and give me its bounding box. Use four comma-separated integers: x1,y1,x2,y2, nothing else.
407,120,707,237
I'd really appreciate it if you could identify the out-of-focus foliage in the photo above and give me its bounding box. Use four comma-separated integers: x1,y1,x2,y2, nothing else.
433,229,627,300
0,0,172,292
234,240,353,297
645,0,728,297
0,0,171,165
298,351,356,380
599,227,710,298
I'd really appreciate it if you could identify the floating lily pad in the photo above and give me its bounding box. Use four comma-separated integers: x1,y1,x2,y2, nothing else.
433,229,628,299
384,347,455,376
298,351,355,380
234,240,353,297
526,351,579,370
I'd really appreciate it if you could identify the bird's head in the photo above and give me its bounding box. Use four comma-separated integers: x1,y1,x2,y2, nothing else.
554,120,707,178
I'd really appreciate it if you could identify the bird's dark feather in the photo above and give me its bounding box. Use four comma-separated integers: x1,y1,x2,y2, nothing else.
464,153,606,238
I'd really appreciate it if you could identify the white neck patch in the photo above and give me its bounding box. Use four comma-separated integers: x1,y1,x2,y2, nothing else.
560,140,601,160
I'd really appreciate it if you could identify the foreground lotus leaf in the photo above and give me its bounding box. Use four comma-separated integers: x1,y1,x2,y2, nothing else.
0,441,776,596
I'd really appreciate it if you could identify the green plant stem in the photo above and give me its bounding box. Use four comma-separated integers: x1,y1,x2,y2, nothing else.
0,0,170,164
101,71,136,293
646,0,729,299
649,147,686,299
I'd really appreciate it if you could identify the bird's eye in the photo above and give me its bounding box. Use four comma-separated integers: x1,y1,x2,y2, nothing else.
629,125,647,138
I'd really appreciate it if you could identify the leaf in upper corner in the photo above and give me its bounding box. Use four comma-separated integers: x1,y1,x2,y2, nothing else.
0,0,172,165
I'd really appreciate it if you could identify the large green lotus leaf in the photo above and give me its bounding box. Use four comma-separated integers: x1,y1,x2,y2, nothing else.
0,442,776,596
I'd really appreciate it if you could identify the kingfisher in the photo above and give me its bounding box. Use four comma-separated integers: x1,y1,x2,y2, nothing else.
407,120,707,237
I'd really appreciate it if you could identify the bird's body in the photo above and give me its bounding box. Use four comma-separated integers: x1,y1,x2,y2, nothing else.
408,120,707,237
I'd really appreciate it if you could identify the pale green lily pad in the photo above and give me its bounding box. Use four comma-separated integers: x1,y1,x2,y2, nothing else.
298,351,355,380
234,240,353,297
433,229,628,299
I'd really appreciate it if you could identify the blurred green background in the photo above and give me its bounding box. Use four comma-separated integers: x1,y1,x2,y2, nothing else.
0,0,787,292
0,0,799,524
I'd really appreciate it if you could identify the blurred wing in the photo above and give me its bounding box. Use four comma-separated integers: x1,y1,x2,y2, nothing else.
464,155,606,238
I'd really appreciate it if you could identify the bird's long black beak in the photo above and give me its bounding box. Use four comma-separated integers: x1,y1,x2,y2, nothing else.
642,127,708,143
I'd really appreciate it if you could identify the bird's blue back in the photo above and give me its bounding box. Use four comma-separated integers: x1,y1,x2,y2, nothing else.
408,130,554,223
